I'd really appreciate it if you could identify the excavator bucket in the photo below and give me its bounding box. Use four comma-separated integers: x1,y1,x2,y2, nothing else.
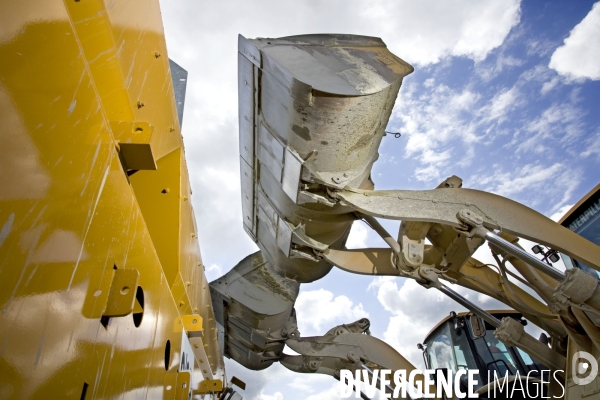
238,33,412,283
211,34,413,370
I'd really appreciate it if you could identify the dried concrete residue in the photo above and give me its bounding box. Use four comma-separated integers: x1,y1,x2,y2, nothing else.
348,134,373,153
334,47,389,94
246,253,299,303
292,124,311,141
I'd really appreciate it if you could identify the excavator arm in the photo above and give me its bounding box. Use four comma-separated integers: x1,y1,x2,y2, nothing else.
210,33,600,399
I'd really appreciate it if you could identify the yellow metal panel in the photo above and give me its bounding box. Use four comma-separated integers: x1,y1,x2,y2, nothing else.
63,0,136,123
129,148,182,286
178,156,224,374
64,0,183,161
0,0,224,398
103,0,183,160
172,273,194,315
180,160,201,302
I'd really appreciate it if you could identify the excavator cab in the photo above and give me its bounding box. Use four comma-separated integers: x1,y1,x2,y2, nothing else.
559,184,600,280
421,310,550,398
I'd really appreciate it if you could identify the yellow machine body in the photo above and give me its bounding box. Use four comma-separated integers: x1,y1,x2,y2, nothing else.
0,1,224,398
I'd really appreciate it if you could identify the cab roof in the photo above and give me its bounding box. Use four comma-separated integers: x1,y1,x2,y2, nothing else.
423,309,522,342
558,183,600,227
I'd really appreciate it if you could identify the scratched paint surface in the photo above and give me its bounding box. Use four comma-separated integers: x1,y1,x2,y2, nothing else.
0,0,223,398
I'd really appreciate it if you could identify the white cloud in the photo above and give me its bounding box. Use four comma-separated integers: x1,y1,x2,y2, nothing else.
288,374,331,393
517,64,562,95
305,383,342,400
550,204,574,222
494,163,562,197
287,378,314,393
374,279,508,368
549,2,600,81
476,51,525,82
255,391,284,400
370,0,521,65
389,55,588,215
346,221,369,249
304,381,389,400
368,276,396,292
540,76,561,95
470,162,582,212
295,289,368,336
526,38,558,58
414,164,446,182
515,103,584,153
481,87,521,123
581,129,600,159
392,59,589,187
394,81,520,181
204,263,224,282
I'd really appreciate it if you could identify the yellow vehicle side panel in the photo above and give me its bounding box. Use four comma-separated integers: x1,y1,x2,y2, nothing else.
0,0,224,398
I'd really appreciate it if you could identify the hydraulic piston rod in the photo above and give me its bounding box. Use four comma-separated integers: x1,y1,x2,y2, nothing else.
437,284,502,328
362,215,401,257
482,230,565,282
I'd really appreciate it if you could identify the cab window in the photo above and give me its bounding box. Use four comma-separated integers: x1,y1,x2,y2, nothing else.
561,196,600,279
426,324,455,370
450,323,478,373
473,329,519,376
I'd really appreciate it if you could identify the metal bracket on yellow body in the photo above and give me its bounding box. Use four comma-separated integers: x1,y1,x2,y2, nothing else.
177,314,204,338
195,379,224,394
103,268,140,317
111,121,157,170
81,267,140,319
163,371,191,400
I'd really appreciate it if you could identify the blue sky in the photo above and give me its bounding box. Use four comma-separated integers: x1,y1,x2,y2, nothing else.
378,1,600,213
160,1,600,398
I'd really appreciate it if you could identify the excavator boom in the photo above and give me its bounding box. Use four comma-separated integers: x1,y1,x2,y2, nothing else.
211,33,600,400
